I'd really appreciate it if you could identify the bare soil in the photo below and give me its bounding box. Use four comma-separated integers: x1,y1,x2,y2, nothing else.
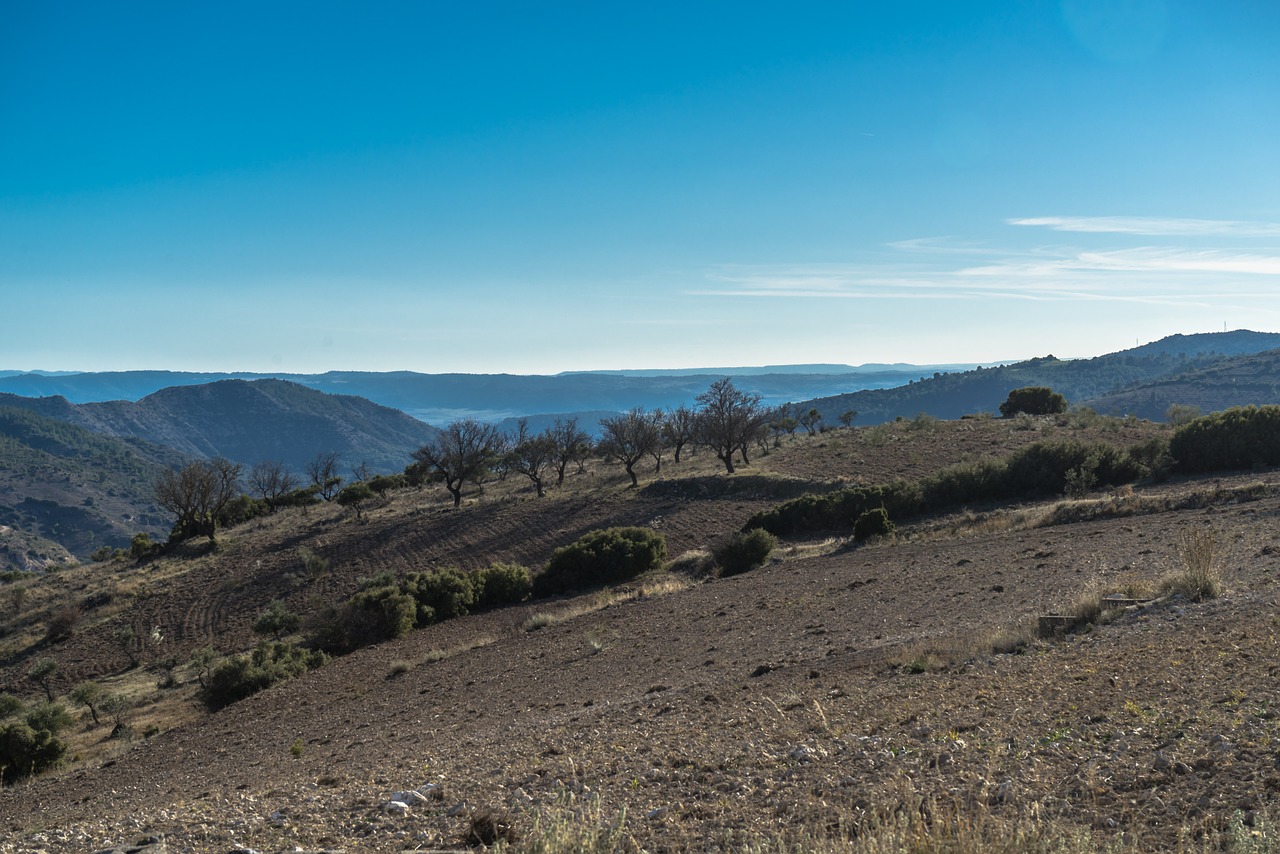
7,417,1277,852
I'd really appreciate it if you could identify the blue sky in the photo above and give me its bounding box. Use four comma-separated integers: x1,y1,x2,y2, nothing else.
2,1,1278,374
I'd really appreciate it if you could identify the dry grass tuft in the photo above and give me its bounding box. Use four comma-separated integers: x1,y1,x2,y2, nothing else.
1160,526,1224,602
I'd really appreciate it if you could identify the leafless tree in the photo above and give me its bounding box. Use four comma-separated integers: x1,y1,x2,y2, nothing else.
306,451,343,500
663,404,698,463
695,378,766,474
507,419,557,497
599,408,663,488
548,417,592,485
411,419,503,508
248,460,300,512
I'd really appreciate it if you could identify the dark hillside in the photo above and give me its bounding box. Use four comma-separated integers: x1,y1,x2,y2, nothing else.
802,330,1280,424
0,379,438,477
1084,348,1280,419
0,407,182,568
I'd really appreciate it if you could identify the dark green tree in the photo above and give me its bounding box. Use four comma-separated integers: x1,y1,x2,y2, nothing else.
999,387,1067,417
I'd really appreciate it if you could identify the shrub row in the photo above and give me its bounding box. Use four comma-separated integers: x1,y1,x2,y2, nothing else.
202,641,329,710
315,563,533,654
746,439,1159,538
534,527,667,595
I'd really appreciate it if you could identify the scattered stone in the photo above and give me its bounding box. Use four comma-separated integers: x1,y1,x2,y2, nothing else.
419,782,445,800
392,790,430,806
647,807,669,820
447,801,469,817
750,664,775,678
1153,752,1172,771
382,800,409,816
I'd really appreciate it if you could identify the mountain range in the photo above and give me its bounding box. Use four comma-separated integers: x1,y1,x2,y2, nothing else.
4,329,1280,572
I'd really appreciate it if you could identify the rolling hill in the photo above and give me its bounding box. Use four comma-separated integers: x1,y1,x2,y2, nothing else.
0,378,438,478
1084,347,1280,419
800,330,1280,424
0,407,185,569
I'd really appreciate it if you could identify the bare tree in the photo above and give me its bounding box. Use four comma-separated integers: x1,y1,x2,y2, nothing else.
695,378,766,474
507,419,557,497
154,458,243,542
548,417,592,485
248,460,300,512
663,404,698,463
306,452,343,500
411,419,503,508
599,408,663,488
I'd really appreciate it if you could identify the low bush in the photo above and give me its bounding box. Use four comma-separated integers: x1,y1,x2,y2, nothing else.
252,600,302,639
748,439,1158,539
714,529,777,576
472,562,532,609
853,507,895,542
313,582,416,653
1170,405,1280,473
0,699,71,784
202,641,328,710
405,568,477,625
534,527,667,596
130,532,160,561
1000,386,1067,417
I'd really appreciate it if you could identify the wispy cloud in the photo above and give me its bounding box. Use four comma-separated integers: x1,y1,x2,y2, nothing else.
695,221,1280,315
1008,216,1280,237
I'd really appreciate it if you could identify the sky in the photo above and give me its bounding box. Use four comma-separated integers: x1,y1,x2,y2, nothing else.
2,1,1279,375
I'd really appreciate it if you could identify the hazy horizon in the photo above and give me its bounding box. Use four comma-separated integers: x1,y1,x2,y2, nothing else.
4,3,1278,374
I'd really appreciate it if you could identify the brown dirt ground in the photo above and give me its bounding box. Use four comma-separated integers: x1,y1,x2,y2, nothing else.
9,417,1278,852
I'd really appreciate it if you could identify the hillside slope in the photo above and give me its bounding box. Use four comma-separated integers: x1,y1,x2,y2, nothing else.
1084,347,1280,419
0,422,1276,851
803,330,1280,424
0,407,183,569
0,379,438,477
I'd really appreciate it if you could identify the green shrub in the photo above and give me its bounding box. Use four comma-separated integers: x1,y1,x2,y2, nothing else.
535,527,668,595
201,642,328,710
252,600,302,639
216,494,269,528
999,386,1067,417
853,507,895,542
405,568,477,625
714,529,777,576
472,563,532,609
0,693,21,720
0,720,68,783
313,583,416,653
1170,405,1280,473
130,532,159,561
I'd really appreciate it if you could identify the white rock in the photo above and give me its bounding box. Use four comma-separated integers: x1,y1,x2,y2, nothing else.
393,790,430,806
383,800,410,816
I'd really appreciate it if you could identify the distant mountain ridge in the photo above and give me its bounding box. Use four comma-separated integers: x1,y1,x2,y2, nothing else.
798,331,1280,424
1085,347,1280,419
0,379,438,478
0,364,985,422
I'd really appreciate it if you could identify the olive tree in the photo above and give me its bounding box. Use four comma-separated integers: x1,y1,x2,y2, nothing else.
507,419,557,497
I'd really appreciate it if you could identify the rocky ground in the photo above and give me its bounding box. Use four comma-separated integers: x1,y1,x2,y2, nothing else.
4,417,1277,852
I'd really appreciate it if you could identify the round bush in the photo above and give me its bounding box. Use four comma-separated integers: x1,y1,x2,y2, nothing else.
535,527,667,595
853,507,895,542
714,528,777,576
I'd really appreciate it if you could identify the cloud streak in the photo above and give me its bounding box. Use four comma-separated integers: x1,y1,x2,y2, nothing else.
696,218,1280,314
1008,216,1280,237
